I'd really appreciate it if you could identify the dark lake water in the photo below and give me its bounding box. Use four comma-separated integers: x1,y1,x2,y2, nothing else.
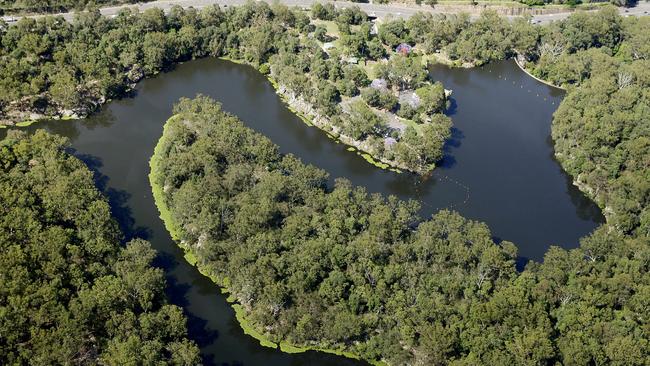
1,58,603,365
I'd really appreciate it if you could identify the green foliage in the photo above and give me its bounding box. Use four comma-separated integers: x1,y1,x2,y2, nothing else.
151,97,521,365
339,33,367,58
0,3,304,116
366,38,387,60
313,25,328,42
379,7,648,236
502,8,650,237
409,13,471,54
361,87,397,111
415,82,446,115
0,130,200,365
551,59,649,235
558,7,622,52
0,3,452,173
394,115,452,171
153,97,650,365
2,5,649,366
0,4,645,227
311,3,336,21
447,10,514,65
0,0,152,14
342,100,387,139
375,55,428,91
336,6,367,26
378,19,410,48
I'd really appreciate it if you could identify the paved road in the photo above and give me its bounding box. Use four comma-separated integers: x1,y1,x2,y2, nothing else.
6,0,650,24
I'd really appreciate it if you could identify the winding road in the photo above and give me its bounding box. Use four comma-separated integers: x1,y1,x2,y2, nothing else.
7,0,650,24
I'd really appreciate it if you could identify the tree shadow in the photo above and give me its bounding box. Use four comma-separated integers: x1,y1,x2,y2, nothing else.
515,256,530,272
384,170,435,200
71,151,152,241
166,274,221,343
155,250,220,365
438,127,464,169
79,106,118,131
494,235,530,271
445,97,458,117
163,265,220,366
545,135,604,224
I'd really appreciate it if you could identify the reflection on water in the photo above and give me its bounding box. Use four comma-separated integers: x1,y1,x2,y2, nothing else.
0,58,603,364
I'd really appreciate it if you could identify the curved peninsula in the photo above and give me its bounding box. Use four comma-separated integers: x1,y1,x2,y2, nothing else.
0,4,453,174
150,96,518,365
150,96,648,365
1,3,648,364
2,4,647,225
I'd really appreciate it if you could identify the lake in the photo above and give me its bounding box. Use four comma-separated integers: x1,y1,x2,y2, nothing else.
1,57,603,365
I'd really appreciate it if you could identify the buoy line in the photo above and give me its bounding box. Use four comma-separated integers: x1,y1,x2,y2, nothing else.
415,171,471,212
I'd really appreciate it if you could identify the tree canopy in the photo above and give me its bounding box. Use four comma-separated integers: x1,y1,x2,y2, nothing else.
151,96,649,365
0,130,200,365
1,0,153,14
0,4,648,365
0,3,453,174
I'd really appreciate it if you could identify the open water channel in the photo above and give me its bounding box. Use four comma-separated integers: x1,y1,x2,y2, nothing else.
1,58,603,365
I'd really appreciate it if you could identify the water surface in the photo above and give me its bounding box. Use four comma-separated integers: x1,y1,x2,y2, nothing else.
1,58,603,364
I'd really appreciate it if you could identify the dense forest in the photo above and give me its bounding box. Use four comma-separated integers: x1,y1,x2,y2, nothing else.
0,3,645,228
152,96,648,365
0,3,455,173
0,131,201,364
1,4,648,364
0,0,628,15
0,0,148,14
375,6,649,234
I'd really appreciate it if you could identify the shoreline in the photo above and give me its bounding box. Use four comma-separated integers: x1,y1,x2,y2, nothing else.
1,55,416,174
264,73,405,174
149,114,387,366
0,51,562,177
513,57,565,90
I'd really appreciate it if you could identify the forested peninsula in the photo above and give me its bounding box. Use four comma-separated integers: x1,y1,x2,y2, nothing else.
151,95,648,365
0,131,201,365
2,2,648,181
1,4,648,364
0,3,455,173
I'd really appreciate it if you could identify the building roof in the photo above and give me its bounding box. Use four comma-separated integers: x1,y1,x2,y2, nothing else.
396,43,412,55
370,78,388,90
399,90,420,108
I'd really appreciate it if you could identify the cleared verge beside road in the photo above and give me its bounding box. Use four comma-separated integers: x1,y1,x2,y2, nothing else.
6,0,650,24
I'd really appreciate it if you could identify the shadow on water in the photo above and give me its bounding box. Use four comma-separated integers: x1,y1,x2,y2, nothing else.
0,58,605,365
544,135,605,224
153,252,221,359
515,256,531,272
170,282,221,346
561,166,606,224
445,97,459,116
72,149,223,365
439,127,464,169
73,151,152,241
